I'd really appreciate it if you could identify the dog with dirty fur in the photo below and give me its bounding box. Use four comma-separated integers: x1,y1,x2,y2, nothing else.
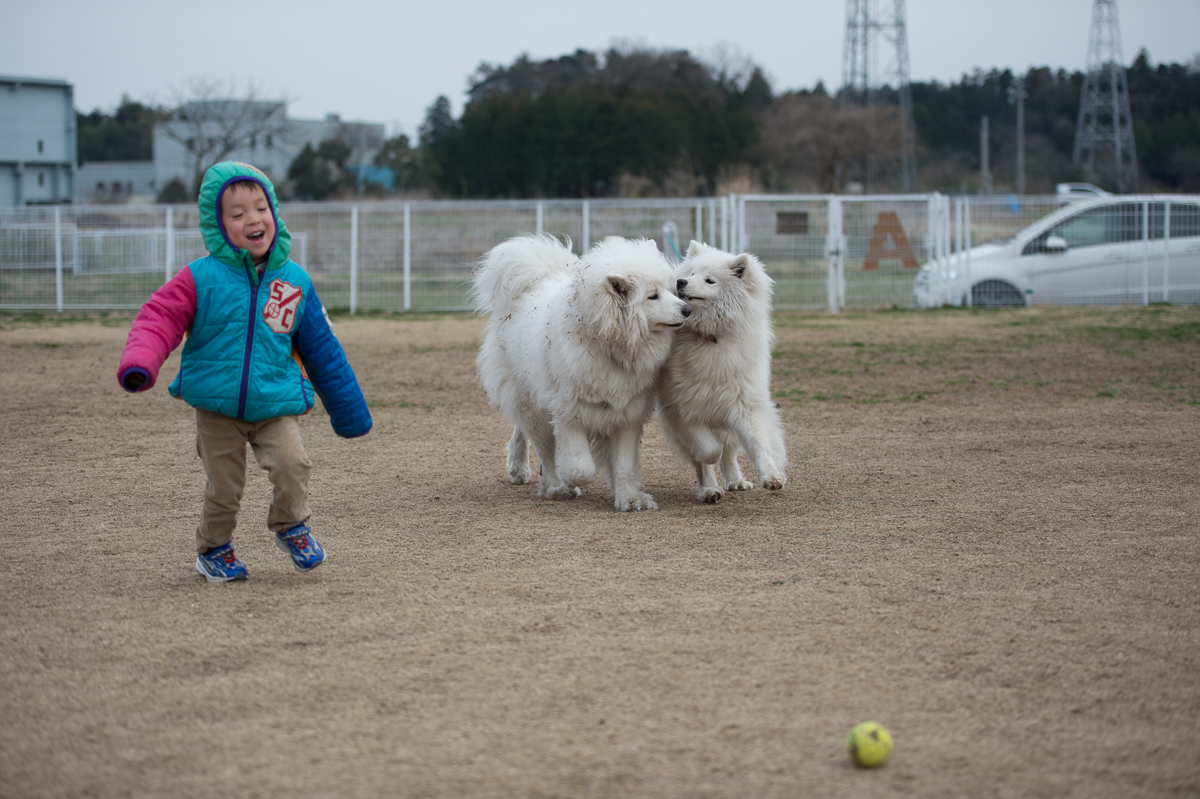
473,234,691,511
656,240,787,502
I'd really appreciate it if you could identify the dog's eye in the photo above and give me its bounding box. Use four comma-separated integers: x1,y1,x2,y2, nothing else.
649,293,659,300
705,278,716,284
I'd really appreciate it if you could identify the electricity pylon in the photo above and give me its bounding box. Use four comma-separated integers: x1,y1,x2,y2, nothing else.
841,0,917,192
1073,0,1138,192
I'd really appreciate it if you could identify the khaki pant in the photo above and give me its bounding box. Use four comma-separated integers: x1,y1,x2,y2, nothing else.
194,408,312,553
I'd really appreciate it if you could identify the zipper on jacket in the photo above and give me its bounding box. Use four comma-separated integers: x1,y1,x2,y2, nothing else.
236,267,259,419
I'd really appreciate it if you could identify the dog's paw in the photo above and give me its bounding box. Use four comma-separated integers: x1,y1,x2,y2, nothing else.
697,487,724,504
616,492,658,512
508,467,532,485
759,475,786,491
539,482,581,500
725,479,755,492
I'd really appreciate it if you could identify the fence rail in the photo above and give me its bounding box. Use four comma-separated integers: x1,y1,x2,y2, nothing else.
2,194,1198,313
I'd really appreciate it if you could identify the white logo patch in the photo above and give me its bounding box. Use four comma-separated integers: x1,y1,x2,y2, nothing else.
263,279,303,334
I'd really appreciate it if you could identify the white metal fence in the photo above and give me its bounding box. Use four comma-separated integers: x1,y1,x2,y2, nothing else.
3,194,1198,313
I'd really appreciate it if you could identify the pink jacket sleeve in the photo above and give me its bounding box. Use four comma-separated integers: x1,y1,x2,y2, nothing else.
117,267,197,392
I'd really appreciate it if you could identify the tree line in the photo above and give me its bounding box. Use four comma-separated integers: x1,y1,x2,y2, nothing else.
77,47,1200,199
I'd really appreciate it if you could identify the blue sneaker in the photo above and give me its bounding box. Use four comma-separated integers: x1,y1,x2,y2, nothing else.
275,523,326,572
195,543,248,583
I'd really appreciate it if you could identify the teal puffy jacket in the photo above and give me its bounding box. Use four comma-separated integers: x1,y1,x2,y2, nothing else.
118,162,372,438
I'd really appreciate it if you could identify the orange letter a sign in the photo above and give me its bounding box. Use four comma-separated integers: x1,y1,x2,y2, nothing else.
862,211,919,270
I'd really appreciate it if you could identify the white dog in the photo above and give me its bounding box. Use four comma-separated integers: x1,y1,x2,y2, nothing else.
473,234,691,511
656,240,787,503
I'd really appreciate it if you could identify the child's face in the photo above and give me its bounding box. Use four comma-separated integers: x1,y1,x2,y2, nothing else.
221,182,275,264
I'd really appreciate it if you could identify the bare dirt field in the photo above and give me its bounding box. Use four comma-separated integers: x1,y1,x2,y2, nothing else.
2,306,1198,798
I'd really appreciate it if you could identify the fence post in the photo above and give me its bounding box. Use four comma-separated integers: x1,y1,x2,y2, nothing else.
694,202,703,248
954,198,963,258
536,201,544,236
737,195,747,253
165,207,174,283
943,195,952,293
926,195,937,299
582,200,590,252
54,207,64,313
720,196,729,251
825,195,845,314
403,202,412,312
708,198,717,246
953,197,963,306
964,198,973,308
938,195,948,297
1141,200,1149,306
1163,199,1171,303
349,205,359,315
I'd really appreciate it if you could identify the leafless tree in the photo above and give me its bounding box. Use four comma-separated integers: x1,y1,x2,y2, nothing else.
157,78,288,196
699,42,760,92
762,92,892,192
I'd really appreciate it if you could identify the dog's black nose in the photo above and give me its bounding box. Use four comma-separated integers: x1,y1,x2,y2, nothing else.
676,278,688,290
681,304,692,318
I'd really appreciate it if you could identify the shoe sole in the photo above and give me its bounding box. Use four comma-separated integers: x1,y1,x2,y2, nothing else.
275,537,326,573
195,556,248,583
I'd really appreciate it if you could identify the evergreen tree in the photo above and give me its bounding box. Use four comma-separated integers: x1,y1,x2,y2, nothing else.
76,97,164,163
287,138,353,200
422,47,766,198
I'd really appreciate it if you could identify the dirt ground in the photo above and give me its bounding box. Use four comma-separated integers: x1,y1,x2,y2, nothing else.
1,306,1198,798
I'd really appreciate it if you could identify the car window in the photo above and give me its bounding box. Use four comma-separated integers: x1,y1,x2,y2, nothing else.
1064,206,1117,247
1108,203,1146,243
1023,202,1152,255
1024,205,1113,254
1151,202,1200,239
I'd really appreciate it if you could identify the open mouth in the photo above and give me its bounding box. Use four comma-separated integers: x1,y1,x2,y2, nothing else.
247,231,266,242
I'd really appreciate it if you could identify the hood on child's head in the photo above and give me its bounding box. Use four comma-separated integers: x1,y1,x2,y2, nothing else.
198,161,292,275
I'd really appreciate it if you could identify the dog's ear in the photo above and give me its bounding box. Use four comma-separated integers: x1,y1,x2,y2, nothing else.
605,275,631,299
686,240,705,258
730,255,749,279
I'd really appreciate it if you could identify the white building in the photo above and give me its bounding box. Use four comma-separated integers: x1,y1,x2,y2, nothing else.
153,101,385,195
0,75,76,205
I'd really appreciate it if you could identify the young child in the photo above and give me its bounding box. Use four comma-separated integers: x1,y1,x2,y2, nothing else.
117,161,372,582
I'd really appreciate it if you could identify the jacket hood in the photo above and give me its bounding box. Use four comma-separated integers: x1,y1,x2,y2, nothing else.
198,161,292,279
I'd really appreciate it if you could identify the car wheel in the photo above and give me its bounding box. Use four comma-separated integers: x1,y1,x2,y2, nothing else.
971,280,1025,308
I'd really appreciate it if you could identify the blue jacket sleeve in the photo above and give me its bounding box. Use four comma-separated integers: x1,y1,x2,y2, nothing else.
293,291,373,438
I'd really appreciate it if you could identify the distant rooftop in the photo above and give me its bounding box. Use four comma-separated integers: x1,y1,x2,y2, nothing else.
0,75,72,88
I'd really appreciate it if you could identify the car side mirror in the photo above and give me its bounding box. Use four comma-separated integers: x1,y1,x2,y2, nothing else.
1045,235,1068,253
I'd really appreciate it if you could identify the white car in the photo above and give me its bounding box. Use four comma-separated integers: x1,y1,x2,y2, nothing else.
1055,182,1112,204
913,196,1200,308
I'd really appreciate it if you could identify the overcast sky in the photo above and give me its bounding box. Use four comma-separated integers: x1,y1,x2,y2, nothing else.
5,0,1198,139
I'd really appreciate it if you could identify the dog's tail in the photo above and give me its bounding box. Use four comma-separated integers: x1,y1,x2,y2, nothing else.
472,234,576,316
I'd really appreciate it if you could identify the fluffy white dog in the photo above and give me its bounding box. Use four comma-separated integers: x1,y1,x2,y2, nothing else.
656,240,787,503
473,234,691,511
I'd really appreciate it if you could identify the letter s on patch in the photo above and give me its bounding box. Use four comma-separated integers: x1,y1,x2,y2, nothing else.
263,279,303,334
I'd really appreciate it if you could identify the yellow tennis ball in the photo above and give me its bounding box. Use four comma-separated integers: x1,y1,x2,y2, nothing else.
847,721,893,767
